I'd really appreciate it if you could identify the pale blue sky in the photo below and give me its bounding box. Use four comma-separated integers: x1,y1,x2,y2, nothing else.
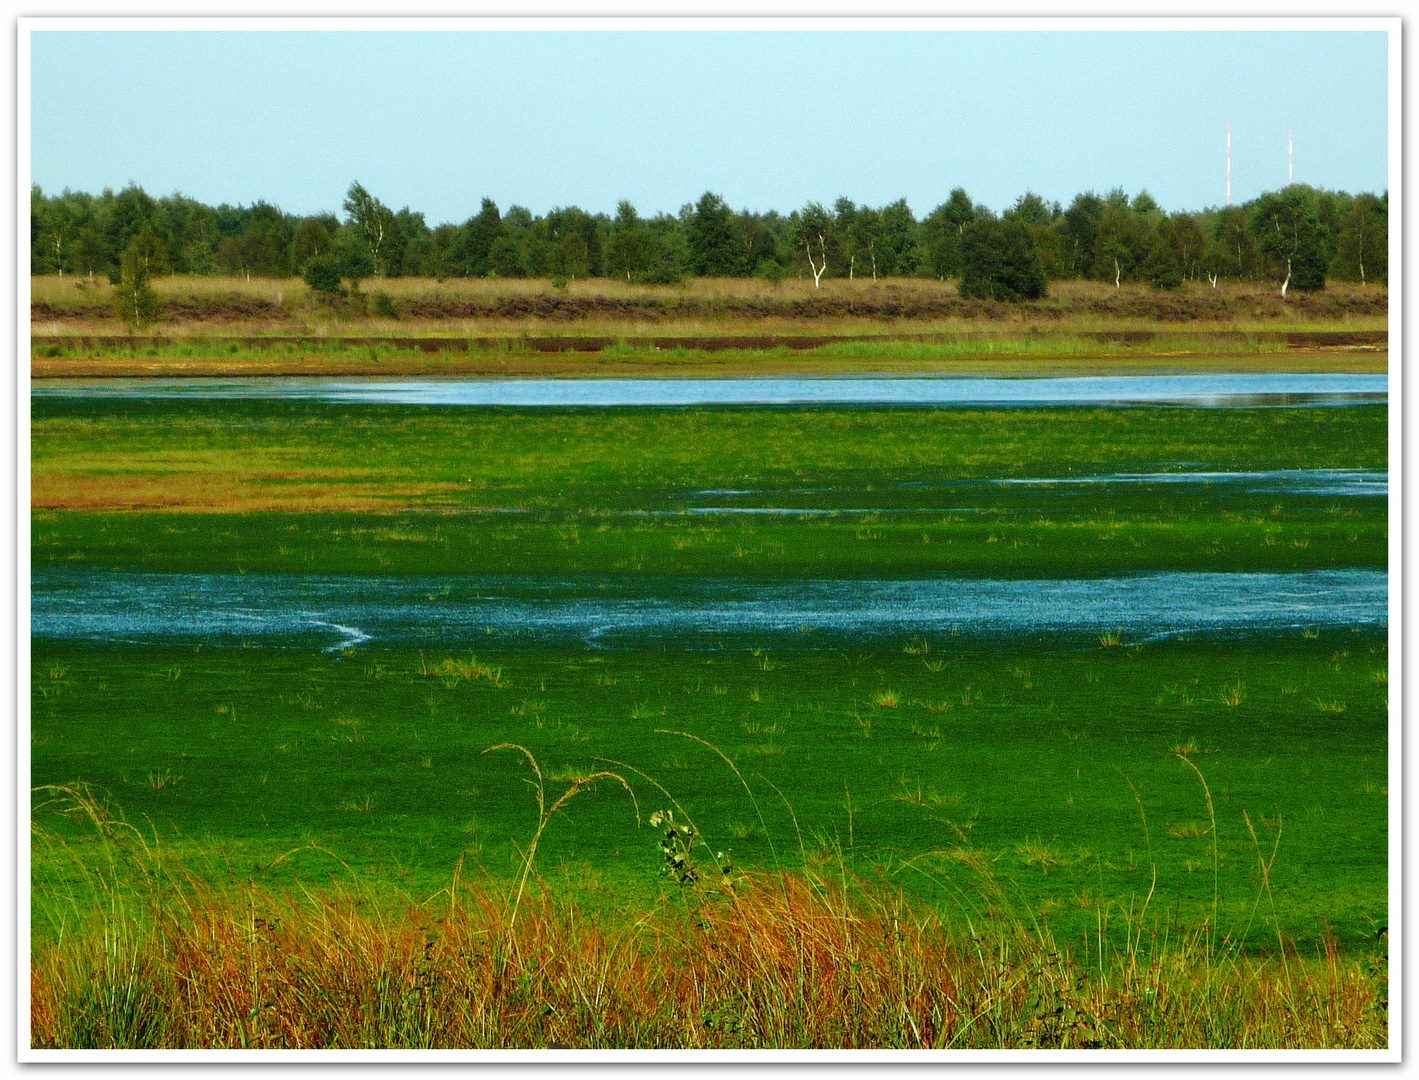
30,28,1389,223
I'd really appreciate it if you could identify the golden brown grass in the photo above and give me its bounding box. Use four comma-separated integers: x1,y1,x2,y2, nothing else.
29,775,1389,1051
29,861,1390,1051
29,272,1391,312
29,273,1386,377
29,471,455,514
29,275,1389,339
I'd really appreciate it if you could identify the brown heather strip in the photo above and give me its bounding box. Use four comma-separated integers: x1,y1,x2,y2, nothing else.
30,275,1390,327
30,870,1387,1051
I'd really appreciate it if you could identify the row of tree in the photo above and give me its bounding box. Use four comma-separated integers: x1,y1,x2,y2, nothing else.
31,180,1388,300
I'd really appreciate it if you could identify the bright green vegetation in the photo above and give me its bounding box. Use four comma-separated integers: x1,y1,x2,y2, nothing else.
30,398,1389,960
33,402,1387,578
32,402,1390,501
32,499,1384,581
33,633,1388,954
28,331,1389,381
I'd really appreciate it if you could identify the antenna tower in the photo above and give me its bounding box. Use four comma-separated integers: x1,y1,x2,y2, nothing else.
1288,128,1294,185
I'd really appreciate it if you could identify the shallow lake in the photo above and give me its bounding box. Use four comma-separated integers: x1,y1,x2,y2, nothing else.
30,373,1388,408
31,568,1386,652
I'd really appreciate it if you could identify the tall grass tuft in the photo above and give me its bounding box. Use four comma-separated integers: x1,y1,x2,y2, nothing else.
30,759,1388,1051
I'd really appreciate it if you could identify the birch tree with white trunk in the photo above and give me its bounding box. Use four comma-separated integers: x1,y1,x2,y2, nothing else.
795,202,834,289
343,182,395,278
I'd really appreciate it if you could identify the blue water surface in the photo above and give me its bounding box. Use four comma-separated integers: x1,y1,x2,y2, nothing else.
30,373,1388,408
31,568,1387,653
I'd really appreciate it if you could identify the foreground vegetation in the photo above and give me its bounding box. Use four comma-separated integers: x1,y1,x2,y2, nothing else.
31,810,1388,1050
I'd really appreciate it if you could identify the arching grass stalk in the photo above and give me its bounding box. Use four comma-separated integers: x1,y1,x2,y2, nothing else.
482,743,638,927
1171,751,1219,961
1243,808,1293,999
1116,769,1158,988
656,729,782,881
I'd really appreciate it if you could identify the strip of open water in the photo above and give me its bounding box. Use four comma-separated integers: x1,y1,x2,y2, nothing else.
678,470,1388,512
31,568,1386,652
30,373,1387,408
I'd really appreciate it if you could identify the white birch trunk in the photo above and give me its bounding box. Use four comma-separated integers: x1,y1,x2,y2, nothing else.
804,236,827,288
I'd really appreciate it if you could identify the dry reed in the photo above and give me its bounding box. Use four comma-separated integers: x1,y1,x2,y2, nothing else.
29,778,1388,1051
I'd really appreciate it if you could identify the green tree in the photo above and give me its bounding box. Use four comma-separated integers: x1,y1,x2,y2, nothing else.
428,224,459,282
454,198,504,278
1007,192,1053,226
737,211,781,279
1208,207,1258,284
605,201,657,281
113,227,169,331
1331,193,1387,286
958,216,1046,301
487,235,526,278
1141,217,1185,289
384,208,429,277
1131,190,1161,215
154,194,220,275
919,188,975,279
642,213,688,284
343,182,395,277
71,227,107,279
531,207,601,279
849,206,883,280
1006,193,1065,280
876,199,918,276
560,232,591,278
1170,214,1207,283
216,204,290,280
1059,192,1104,279
292,218,335,274
1249,187,1328,295
32,185,74,275
792,201,835,287
103,185,159,277
303,256,345,296
219,230,280,280
1089,204,1146,286
334,226,376,290
687,192,743,277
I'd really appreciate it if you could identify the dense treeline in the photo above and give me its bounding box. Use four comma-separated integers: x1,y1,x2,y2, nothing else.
31,180,1388,298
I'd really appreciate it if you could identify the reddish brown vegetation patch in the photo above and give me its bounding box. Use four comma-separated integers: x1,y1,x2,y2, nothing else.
31,284,1389,327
